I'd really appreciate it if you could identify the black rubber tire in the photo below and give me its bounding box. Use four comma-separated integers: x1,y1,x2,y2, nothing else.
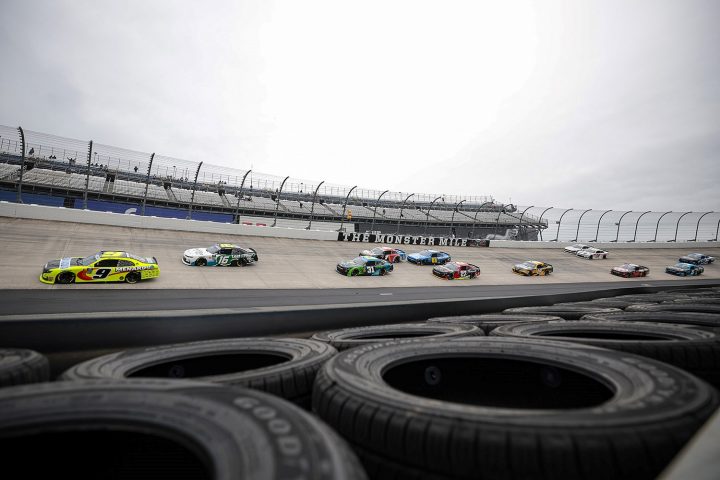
124,271,141,284
379,268,387,276
0,379,367,480
0,348,50,387
55,271,74,284
311,323,483,351
580,311,720,328
195,258,207,266
668,298,720,305
427,314,563,334
393,257,401,263
312,338,718,480
502,305,622,320
626,303,720,314
491,320,720,386
60,338,337,408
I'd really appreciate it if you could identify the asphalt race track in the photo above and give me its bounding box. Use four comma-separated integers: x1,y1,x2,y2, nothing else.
1,217,719,316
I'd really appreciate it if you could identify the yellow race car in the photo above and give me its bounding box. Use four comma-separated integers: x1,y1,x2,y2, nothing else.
512,260,554,276
40,251,160,285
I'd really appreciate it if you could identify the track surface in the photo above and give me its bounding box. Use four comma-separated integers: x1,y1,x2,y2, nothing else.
1,217,719,315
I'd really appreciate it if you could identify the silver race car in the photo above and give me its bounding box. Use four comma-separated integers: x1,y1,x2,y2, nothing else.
182,243,258,267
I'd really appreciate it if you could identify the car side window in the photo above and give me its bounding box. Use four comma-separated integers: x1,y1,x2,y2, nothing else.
117,260,134,267
219,248,233,255
366,260,375,266
95,259,118,268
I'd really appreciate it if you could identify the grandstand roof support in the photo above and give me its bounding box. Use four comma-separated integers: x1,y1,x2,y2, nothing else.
140,153,155,216
669,211,692,242
538,207,554,241
630,211,652,242
15,126,25,204
571,209,592,242
612,211,632,242
424,196,443,235
450,199,466,236
691,211,713,242
371,190,389,233
234,169,252,225
396,193,415,234
272,176,290,227
187,161,203,220
338,186,357,233
307,181,325,230
82,140,93,210
591,210,612,242
551,208,573,242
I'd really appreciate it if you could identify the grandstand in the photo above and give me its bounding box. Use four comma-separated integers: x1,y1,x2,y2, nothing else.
0,125,547,239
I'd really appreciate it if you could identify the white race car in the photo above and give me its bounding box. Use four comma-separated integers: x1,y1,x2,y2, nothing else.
564,244,592,254
182,243,258,267
577,247,609,260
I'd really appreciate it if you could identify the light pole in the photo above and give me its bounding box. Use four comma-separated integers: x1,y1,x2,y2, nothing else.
669,212,692,242
691,212,713,241
538,207,553,241
234,169,252,225
450,199,466,236
652,211,672,242
613,211,632,242
551,209,573,242
572,209,592,242
590,210,612,242
338,186,357,233
271,176,290,227
307,181,325,230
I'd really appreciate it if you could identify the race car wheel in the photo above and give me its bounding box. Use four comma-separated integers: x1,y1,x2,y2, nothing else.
447,274,453,280
393,257,401,263
0,380,367,480
313,338,718,480
125,272,141,284
61,338,339,409
56,272,74,284
379,269,386,276
350,269,358,277
195,258,207,267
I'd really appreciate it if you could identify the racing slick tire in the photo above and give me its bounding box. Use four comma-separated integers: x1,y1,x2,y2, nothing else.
311,323,483,351
0,348,49,387
60,338,337,409
393,257,401,263
195,258,207,267
312,338,718,480
427,314,563,334
56,271,74,284
379,269,387,276
0,379,367,480
502,305,622,320
124,271,141,284
491,320,720,386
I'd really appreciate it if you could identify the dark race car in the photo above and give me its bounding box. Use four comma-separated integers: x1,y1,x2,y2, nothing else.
666,263,704,277
679,253,715,265
359,246,407,263
407,250,451,265
611,263,649,278
432,261,480,280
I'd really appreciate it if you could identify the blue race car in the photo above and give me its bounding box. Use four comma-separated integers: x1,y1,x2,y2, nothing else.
679,253,715,265
407,249,451,265
665,263,704,276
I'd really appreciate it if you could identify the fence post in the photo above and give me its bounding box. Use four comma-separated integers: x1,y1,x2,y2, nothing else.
271,176,290,227
652,211,672,242
338,186,357,232
187,161,203,220
613,211,632,242
690,212,713,241
669,211,692,242
396,193,415,234
15,127,25,203
424,196,443,235
537,207,553,241
83,140,93,210
234,169,252,224
450,199,466,236
572,209,592,242
371,190,389,233
630,211,652,242
140,153,154,216
552,208,573,242
591,210,612,242
307,181,325,230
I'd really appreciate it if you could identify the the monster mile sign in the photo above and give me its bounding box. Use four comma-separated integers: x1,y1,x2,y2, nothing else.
337,232,489,247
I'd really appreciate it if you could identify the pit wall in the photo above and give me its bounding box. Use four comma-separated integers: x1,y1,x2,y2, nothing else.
1,202,716,249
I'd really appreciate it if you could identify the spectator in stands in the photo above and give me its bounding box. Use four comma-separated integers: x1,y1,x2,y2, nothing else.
28,147,34,156
134,166,138,173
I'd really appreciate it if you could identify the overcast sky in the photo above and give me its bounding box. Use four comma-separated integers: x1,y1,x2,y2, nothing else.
1,0,718,211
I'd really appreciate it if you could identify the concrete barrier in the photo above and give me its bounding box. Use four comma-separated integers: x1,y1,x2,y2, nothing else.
490,240,718,249
0,201,338,241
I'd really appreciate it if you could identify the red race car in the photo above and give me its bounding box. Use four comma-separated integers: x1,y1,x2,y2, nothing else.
359,246,407,263
432,261,480,280
611,263,649,278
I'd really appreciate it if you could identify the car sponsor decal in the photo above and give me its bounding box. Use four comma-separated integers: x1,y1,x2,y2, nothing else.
59,258,72,269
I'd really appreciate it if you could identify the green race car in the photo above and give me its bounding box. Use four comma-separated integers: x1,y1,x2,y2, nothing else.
336,256,393,276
